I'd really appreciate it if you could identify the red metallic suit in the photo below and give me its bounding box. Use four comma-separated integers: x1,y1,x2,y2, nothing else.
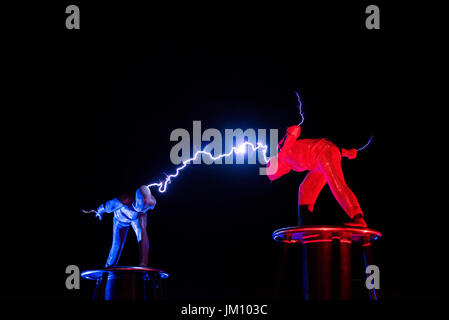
267,125,366,227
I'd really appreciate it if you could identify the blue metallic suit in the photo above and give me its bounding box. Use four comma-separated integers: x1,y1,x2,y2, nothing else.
96,185,156,267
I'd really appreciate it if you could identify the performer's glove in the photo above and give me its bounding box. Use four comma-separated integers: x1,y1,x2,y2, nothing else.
95,204,106,221
341,148,357,160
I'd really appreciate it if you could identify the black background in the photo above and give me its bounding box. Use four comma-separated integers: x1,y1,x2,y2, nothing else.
1,1,447,301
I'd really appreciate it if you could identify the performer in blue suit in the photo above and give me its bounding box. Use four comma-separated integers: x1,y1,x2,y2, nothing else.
95,185,157,267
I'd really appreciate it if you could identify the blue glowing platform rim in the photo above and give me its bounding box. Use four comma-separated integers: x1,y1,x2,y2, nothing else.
272,225,382,244
81,266,169,280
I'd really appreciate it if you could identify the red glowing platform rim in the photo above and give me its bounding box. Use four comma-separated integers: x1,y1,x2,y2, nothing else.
81,266,169,280
272,225,382,244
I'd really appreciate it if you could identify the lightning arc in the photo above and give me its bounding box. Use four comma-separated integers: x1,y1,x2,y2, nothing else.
147,141,270,193
295,91,305,126
81,209,98,214
356,135,374,152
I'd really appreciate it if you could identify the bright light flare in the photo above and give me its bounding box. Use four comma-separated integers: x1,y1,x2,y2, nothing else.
236,144,247,154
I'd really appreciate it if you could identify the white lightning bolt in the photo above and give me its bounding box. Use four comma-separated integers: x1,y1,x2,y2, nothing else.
148,141,270,193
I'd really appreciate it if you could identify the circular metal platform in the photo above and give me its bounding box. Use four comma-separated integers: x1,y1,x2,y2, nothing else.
81,266,169,280
272,225,382,244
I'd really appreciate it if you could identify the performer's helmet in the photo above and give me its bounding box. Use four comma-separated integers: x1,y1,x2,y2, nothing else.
135,185,153,209
286,125,301,138
278,125,301,151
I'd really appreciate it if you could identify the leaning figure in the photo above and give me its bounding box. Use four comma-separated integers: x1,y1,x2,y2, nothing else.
95,185,157,267
267,125,367,228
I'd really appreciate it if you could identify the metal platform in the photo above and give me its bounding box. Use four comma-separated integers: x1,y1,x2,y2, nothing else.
272,225,382,245
81,266,169,280
81,266,169,300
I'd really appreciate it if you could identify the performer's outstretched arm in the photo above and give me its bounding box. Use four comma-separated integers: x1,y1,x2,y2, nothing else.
105,198,125,212
267,157,292,181
95,198,124,220
341,148,357,160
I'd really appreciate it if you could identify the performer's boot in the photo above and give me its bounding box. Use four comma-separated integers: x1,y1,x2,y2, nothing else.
343,213,367,228
298,205,314,226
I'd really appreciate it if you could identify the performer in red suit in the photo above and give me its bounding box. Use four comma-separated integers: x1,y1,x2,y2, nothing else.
267,125,367,227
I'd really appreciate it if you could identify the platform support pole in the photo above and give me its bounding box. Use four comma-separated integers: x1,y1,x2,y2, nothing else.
338,238,352,300
302,240,333,300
